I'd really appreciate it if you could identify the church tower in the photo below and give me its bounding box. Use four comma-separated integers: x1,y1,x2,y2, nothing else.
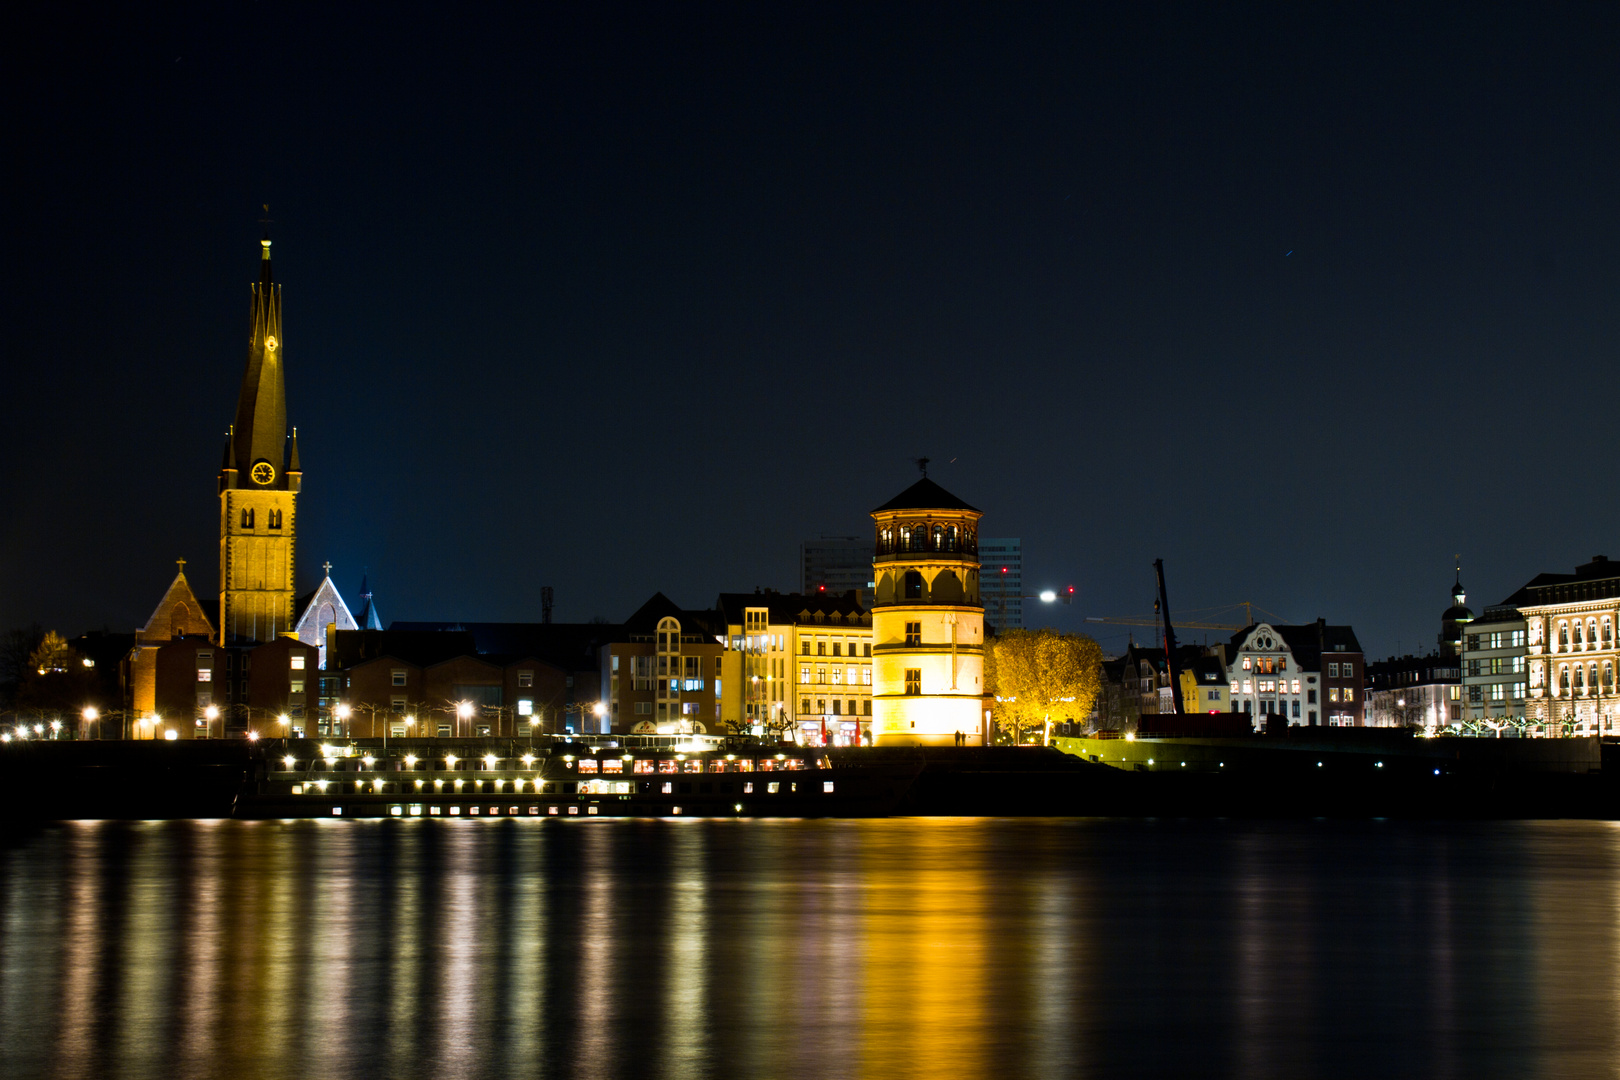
217,234,299,644
869,473,987,745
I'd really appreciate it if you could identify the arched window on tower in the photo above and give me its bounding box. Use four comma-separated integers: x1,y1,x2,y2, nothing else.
903,571,923,600
268,509,282,529
931,524,943,551
898,526,911,551
241,507,255,529
879,526,893,554
944,525,957,551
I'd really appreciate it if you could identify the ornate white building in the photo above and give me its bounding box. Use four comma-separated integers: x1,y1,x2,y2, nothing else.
1518,556,1620,737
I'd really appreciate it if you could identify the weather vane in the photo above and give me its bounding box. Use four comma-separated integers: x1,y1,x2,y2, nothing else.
915,456,930,477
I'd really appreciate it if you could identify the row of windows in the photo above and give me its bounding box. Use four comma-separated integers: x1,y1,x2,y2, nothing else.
1468,684,1527,702
799,666,873,685
877,524,978,555
800,698,873,716
1553,661,1616,693
237,508,284,529
802,640,871,656
1467,656,1525,676
1466,630,1527,651
1238,656,1356,678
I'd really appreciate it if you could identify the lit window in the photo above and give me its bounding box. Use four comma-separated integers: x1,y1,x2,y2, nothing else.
1230,680,1239,693
1329,688,1340,702
1343,687,1354,702
862,667,872,685
1292,679,1300,694
1241,658,1252,671
578,760,598,773
518,699,533,716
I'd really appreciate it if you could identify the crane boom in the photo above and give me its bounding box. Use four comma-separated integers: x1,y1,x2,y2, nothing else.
1085,616,1243,632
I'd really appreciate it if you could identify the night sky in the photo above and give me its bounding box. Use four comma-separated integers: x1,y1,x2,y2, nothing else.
6,3,1619,659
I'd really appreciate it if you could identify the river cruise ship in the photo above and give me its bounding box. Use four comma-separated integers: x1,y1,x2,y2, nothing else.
235,739,919,819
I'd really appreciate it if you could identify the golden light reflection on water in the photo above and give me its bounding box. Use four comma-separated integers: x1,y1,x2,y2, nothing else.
3,818,1620,1079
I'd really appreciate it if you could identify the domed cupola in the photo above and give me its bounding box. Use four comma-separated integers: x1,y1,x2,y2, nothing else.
1439,563,1474,658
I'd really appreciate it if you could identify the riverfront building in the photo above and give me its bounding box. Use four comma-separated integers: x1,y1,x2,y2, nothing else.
1517,556,1620,737
869,476,989,746
979,537,1024,631
1225,621,1365,728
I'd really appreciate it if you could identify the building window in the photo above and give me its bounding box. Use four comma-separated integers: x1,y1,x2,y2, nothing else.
267,509,282,529
816,666,827,684
1469,686,1483,703
864,701,873,716
864,643,872,657
862,667,872,685
518,672,533,687
1291,701,1300,718
832,642,841,657
1343,687,1354,702
832,699,842,715
904,669,921,695
392,669,407,686
801,698,810,713
635,702,652,715
817,640,826,655
1241,657,1252,671
800,665,810,684
1327,662,1339,677
904,571,923,599
905,622,921,646
1307,689,1317,704
240,508,254,529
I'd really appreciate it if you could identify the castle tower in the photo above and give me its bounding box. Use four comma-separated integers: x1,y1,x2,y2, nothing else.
869,475,987,745
217,235,299,644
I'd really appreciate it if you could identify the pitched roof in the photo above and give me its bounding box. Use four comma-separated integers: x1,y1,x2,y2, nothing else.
715,590,869,626
871,477,980,514
1227,621,1363,669
329,629,479,670
137,568,217,644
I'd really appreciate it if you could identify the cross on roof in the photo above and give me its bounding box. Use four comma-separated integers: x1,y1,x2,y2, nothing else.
323,561,333,577
176,558,186,574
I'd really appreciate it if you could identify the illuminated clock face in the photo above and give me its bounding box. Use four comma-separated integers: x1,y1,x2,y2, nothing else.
265,335,278,352
250,461,276,485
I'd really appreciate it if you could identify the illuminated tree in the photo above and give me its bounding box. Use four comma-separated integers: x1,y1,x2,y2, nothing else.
985,628,1103,743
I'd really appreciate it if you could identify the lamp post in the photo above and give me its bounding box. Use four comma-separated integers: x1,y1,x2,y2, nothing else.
457,700,474,739
204,704,220,740
82,706,99,740
335,703,351,742
591,700,606,736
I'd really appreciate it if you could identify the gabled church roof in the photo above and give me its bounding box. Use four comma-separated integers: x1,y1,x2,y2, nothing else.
138,563,217,644
871,477,980,514
294,570,358,639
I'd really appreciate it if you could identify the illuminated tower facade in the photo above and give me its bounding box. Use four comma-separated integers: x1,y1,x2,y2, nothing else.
218,236,300,644
870,476,986,745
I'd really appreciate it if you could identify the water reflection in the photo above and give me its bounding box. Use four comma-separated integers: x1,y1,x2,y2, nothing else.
2,818,1619,1079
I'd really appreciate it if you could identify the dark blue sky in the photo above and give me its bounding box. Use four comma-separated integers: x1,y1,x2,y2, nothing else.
5,2,1618,658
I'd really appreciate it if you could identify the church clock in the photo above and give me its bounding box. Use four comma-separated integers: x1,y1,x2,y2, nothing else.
250,460,276,486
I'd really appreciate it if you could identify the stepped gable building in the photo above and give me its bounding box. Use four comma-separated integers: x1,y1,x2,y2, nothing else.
1225,620,1364,728
218,232,300,645
869,475,988,746
1516,555,1620,737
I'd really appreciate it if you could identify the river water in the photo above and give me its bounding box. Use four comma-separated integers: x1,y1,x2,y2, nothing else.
2,817,1618,1079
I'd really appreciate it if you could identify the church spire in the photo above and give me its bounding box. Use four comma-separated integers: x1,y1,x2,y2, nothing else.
228,229,287,489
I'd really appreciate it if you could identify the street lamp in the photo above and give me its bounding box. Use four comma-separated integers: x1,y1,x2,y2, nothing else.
82,706,98,740
457,700,474,738
204,704,220,740
591,701,606,736
335,703,351,740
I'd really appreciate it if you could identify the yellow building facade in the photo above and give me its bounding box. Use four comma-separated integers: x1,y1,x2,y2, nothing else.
870,477,987,745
